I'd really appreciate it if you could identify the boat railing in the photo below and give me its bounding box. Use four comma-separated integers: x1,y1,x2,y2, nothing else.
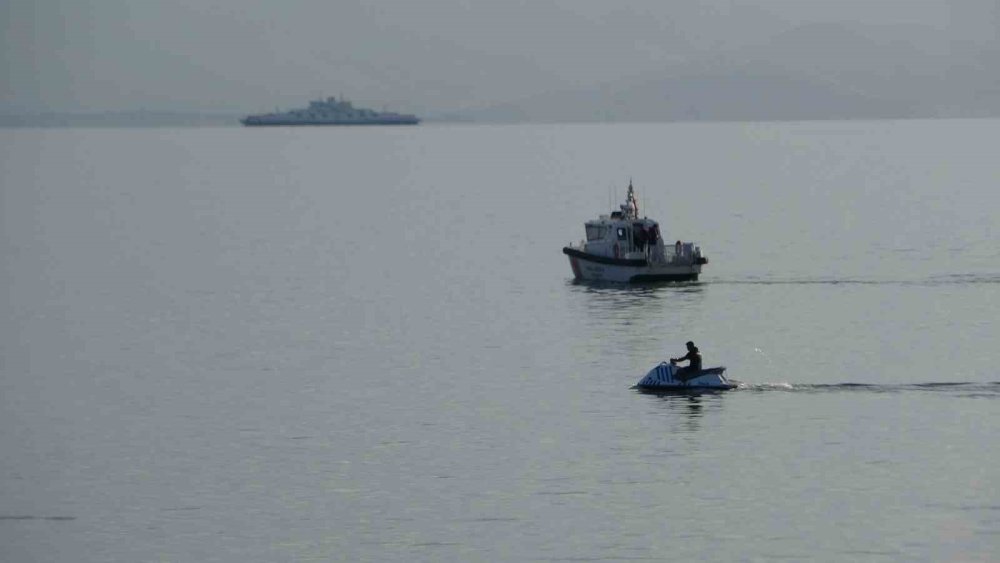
647,242,697,264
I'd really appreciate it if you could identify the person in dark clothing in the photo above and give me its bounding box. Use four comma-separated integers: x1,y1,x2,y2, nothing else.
634,225,647,252
670,341,702,382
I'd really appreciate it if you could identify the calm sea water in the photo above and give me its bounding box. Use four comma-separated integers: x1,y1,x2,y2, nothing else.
2,120,998,562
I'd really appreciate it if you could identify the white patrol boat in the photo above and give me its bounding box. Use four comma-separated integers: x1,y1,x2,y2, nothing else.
634,362,738,391
562,182,708,283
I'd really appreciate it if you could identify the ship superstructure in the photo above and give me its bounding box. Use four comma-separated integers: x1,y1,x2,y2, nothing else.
241,97,419,126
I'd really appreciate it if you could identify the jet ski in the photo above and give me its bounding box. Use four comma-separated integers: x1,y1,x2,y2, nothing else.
634,362,738,391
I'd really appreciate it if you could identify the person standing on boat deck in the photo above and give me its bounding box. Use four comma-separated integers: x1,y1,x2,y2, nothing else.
626,184,638,217
670,341,702,382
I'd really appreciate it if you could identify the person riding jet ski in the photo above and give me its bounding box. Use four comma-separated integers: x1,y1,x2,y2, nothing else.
670,341,702,382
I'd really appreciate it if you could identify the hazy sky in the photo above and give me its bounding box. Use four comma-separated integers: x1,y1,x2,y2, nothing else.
2,0,997,114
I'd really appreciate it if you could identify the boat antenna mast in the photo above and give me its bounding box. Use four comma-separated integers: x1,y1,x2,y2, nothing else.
625,178,638,219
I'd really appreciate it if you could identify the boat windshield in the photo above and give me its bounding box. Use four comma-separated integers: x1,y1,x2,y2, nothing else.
585,225,606,241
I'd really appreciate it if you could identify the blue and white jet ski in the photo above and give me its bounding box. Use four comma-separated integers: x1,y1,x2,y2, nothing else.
634,362,738,391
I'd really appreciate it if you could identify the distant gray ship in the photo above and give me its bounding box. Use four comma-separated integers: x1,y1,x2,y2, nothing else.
241,97,419,126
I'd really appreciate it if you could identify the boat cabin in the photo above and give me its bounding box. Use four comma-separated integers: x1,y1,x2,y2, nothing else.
576,184,700,264
583,215,665,260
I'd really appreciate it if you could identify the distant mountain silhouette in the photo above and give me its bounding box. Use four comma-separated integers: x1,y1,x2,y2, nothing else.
471,23,1000,122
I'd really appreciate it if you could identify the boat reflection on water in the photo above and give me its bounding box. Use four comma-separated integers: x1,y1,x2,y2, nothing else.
566,279,706,326
567,278,705,304
564,276,711,378
568,279,705,291
635,391,727,434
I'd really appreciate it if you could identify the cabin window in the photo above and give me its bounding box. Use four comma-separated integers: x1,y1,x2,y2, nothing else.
617,228,628,240
585,226,605,241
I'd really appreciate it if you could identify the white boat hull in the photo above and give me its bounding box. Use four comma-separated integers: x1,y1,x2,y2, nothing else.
563,247,701,283
634,362,737,391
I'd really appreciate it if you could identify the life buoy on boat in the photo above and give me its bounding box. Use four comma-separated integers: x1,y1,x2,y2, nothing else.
614,243,620,258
